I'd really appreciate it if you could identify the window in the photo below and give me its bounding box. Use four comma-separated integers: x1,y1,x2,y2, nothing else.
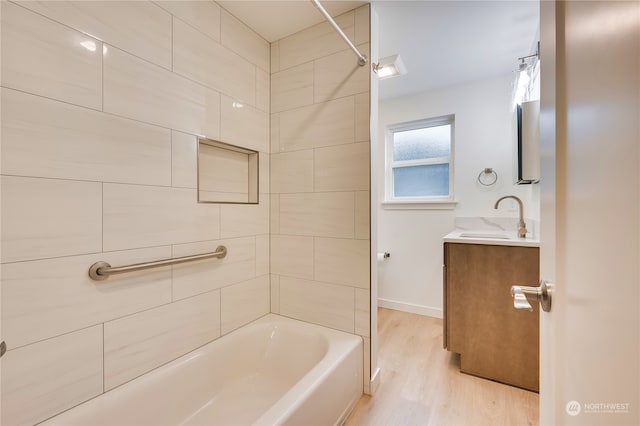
385,115,454,206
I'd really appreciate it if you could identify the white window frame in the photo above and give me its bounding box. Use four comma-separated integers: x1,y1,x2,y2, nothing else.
383,115,456,210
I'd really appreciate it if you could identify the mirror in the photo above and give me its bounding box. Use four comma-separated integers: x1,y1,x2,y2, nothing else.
197,138,259,204
515,100,540,184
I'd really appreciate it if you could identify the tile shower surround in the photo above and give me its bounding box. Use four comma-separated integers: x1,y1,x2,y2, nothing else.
0,1,371,424
269,4,372,392
1,2,268,424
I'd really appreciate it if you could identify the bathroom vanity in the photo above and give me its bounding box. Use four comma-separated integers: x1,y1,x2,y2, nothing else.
442,231,540,391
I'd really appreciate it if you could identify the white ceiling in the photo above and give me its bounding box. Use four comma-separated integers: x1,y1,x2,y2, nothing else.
218,0,366,42
221,1,539,99
376,1,539,99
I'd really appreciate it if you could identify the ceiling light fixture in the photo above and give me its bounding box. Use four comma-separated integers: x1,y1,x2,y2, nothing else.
372,54,407,80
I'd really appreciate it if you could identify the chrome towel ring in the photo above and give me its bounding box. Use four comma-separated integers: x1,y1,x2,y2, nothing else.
478,168,498,186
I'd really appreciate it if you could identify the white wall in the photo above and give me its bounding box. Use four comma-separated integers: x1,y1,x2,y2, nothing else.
377,74,540,317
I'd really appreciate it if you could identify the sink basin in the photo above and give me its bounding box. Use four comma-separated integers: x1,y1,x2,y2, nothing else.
458,232,512,240
444,229,539,247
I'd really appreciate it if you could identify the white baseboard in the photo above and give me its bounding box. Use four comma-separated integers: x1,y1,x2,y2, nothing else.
377,298,443,319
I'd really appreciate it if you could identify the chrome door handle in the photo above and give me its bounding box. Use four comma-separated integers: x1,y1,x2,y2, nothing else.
511,279,552,312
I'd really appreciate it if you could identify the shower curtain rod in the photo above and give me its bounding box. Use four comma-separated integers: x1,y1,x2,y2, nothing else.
310,0,368,66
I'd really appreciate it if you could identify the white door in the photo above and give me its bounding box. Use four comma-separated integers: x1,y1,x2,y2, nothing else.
539,1,639,424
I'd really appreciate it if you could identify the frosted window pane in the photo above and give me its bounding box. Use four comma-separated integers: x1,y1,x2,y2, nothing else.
393,125,451,161
393,164,449,197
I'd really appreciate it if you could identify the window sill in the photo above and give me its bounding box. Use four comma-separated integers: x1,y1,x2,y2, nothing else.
381,200,458,210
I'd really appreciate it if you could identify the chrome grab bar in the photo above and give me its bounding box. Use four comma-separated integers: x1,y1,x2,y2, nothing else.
88,246,227,281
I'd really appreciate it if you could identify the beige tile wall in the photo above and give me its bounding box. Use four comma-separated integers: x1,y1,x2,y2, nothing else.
1,326,104,426
1,1,269,425
269,2,371,381
2,2,103,109
103,290,222,390
1,2,371,424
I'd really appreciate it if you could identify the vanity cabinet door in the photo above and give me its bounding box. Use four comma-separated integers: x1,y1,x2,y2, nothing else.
444,242,540,391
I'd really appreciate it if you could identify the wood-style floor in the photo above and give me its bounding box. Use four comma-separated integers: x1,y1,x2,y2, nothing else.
345,308,539,426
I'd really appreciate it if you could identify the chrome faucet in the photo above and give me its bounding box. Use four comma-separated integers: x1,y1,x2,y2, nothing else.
494,195,527,238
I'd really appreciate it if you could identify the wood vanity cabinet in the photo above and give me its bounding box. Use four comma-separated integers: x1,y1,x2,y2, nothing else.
443,242,540,392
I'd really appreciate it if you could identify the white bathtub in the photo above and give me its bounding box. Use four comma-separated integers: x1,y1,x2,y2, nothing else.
42,314,363,426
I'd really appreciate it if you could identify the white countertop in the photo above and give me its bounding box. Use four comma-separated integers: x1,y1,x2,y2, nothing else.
443,229,540,248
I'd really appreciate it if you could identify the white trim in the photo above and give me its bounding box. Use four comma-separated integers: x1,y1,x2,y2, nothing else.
381,200,457,210
387,115,453,131
390,156,450,168
378,298,444,319
384,115,455,203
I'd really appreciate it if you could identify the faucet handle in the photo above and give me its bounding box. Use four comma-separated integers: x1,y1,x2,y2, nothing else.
518,220,528,238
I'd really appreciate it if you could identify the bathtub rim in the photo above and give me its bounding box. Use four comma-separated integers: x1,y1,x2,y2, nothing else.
40,313,364,426
252,314,363,425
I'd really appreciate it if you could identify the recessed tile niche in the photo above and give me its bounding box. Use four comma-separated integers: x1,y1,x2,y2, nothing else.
197,138,258,204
